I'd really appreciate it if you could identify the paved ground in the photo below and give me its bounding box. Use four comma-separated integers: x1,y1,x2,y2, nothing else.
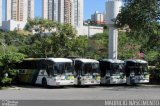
0,84,160,100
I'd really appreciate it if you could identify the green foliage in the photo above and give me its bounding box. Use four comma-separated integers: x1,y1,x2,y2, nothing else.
26,18,58,33
118,31,139,59
88,32,108,59
71,36,89,57
1,77,12,86
149,66,160,84
0,52,25,86
0,14,160,86
117,0,160,30
20,19,77,58
116,0,160,62
0,52,25,66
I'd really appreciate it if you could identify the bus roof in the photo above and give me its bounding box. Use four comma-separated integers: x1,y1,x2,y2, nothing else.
24,58,73,63
74,58,99,63
47,58,73,63
125,59,148,64
100,59,124,63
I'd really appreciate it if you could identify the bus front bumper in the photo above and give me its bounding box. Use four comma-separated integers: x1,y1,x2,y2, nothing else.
48,79,75,86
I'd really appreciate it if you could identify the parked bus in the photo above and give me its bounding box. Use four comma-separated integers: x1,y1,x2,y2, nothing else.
15,58,75,87
99,59,126,85
73,58,100,85
125,59,149,85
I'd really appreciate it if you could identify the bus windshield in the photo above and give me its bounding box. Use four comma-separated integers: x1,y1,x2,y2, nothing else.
54,62,74,75
111,63,125,76
134,63,148,75
82,63,99,76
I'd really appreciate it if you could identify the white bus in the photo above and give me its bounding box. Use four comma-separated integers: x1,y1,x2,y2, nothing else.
99,59,126,85
73,58,100,85
125,59,149,85
15,58,75,87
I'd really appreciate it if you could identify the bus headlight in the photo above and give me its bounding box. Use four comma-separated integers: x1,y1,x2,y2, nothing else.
144,75,149,79
96,76,100,80
69,76,74,80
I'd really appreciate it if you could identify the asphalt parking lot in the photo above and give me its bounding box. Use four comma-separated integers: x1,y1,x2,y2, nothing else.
0,84,160,100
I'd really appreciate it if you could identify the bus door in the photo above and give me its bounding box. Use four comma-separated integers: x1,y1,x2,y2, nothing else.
100,61,111,84
74,61,83,85
126,62,137,84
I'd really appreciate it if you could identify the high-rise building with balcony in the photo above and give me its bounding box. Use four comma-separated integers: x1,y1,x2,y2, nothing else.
42,0,69,24
28,0,34,19
72,0,83,27
42,0,83,27
91,11,105,25
64,0,72,24
6,0,34,22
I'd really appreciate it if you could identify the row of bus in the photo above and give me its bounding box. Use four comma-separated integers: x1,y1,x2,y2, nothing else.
13,58,149,87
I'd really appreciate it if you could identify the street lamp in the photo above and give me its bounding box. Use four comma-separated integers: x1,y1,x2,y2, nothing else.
105,0,121,59
87,21,90,38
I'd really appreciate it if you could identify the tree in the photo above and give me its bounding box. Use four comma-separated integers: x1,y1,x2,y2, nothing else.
116,0,160,30
26,18,58,34
116,0,160,61
88,31,108,59
21,19,77,58
0,52,25,86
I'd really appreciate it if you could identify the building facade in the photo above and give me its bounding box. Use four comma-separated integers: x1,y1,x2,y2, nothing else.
6,0,34,22
2,20,27,31
91,11,105,25
28,0,34,19
64,0,72,24
42,0,63,23
72,0,83,27
42,0,83,27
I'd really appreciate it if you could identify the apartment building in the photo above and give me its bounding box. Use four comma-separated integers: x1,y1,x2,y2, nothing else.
42,0,83,27
72,0,83,27
6,0,34,22
43,0,62,22
91,11,105,25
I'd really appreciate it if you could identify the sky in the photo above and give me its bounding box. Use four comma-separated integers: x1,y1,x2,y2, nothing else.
2,0,106,20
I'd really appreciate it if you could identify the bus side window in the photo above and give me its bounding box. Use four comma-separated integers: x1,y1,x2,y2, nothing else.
125,63,131,77
74,61,82,76
46,65,53,76
99,62,105,77
54,65,60,75
19,69,25,74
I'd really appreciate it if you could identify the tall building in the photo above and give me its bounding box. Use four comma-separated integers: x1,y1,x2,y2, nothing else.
42,0,83,27
0,0,2,26
91,11,105,25
6,0,34,22
42,0,48,19
28,0,34,19
64,0,72,24
72,0,83,27
42,0,69,24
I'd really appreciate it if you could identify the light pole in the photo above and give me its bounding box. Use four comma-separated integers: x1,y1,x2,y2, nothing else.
87,21,90,38
105,0,121,59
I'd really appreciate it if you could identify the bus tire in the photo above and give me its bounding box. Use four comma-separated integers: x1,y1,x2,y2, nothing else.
42,78,47,87
100,83,104,86
77,77,81,86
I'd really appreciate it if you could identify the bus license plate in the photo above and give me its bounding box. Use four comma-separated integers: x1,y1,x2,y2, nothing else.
91,81,94,83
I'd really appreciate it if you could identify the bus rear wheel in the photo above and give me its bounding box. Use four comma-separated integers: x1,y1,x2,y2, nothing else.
42,78,47,88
